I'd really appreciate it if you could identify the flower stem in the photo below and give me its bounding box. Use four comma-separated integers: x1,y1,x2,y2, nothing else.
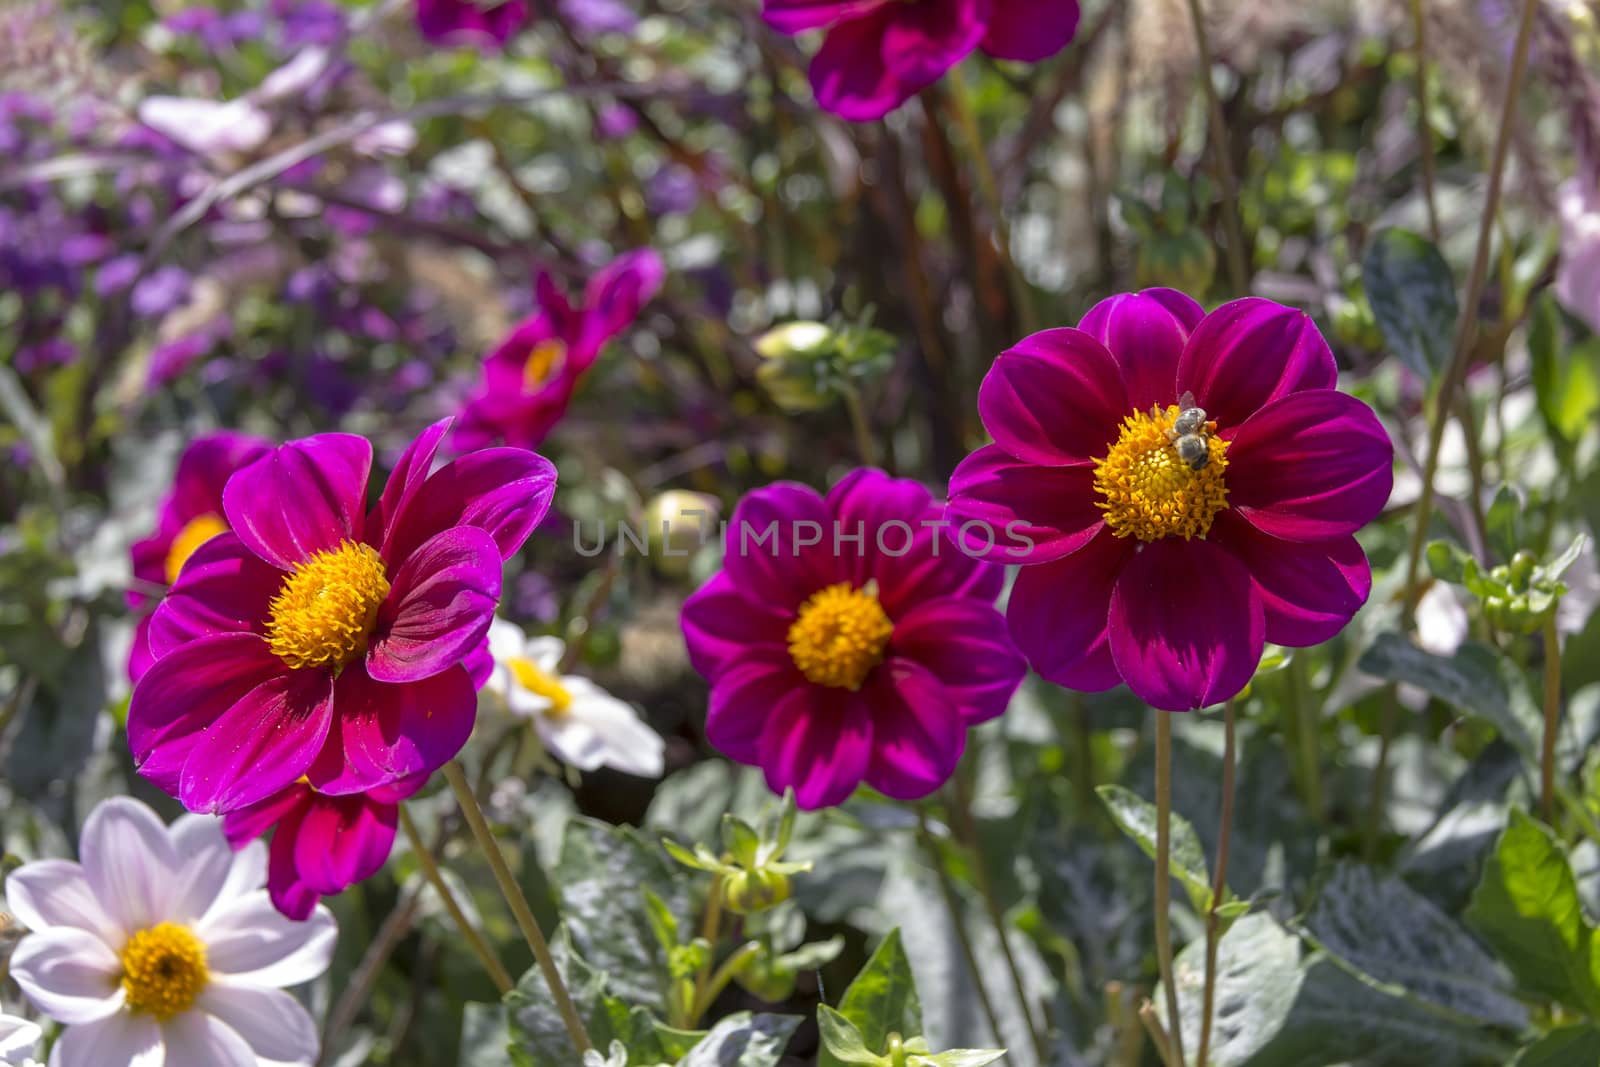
1179,0,1249,294
841,385,878,468
690,941,761,1024
1410,0,1441,242
1542,615,1564,823
1400,0,1541,618
1154,712,1187,1067
1138,1000,1178,1067
444,761,594,1056
686,873,726,1026
915,809,1006,1047
942,64,1037,334
398,805,513,994
1287,657,1324,822
1195,702,1237,1067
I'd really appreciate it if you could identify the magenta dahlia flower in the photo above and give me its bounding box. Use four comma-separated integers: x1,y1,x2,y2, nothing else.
456,250,665,451
764,0,1081,121
947,293,1393,712
127,432,272,683
128,417,556,813
681,469,1025,809
224,775,423,920
416,0,528,49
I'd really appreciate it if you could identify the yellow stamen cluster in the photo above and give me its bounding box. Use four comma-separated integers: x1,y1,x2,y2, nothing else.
164,513,230,585
787,581,894,691
120,923,209,1021
1093,404,1230,542
265,540,390,671
522,338,568,391
508,657,574,718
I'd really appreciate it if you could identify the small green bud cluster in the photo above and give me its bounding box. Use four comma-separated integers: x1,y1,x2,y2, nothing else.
753,316,896,414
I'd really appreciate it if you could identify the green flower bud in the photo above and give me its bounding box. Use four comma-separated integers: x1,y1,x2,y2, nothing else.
723,866,793,915
642,490,720,577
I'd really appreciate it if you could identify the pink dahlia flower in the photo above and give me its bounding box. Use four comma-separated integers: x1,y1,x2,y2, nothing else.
456,250,665,451
764,0,1081,121
127,432,273,683
946,292,1393,712
223,776,423,920
416,0,528,50
127,418,556,814
680,468,1025,809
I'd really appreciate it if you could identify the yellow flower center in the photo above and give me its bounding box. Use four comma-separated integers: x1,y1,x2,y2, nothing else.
523,338,567,391
164,513,229,585
120,922,209,1021
1093,404,1230,541
265,540,390,671
508,656,573,717
787,581,894,691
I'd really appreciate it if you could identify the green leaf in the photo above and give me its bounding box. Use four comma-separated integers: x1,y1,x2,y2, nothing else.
1357,636,1542,759
1096,784,1219,913
1362,228,1459,382
506,932,610,1066
1486,486,1526,564
816,1006,885,1065
723,814,761,868
1165,913,1303,1065
1529,293,1600,445
1465,810,1600,1014
1426,540,1470,583
821,929,923,1067
678,1012,801,1067
460,1003,515,1067
1514,1026,1600,1066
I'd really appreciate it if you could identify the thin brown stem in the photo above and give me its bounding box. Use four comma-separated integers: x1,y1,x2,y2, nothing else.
1180,0,1249,294
1542,615,1564,822
1195,702,1238,1067
1154,712,1187,1067
1411,0,1441,242
1138,1000,1179,1067
915,810,1007,1047
397,806,513,994
445,762,594,1056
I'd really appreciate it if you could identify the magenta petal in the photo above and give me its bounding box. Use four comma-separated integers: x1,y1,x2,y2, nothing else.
128,616,156,684
1210,511,1372,647
310,664,477,794
168,433,273,524
1108,538,1264,711
147,533,283,659
706,653,802,764
763,0,894,33
368,419,451,551
179,664,335,813
944,445,1105,565
1176,299,1338,431
978,328,1128,466
862,659,966,800
368,526,502,684
267,818,319,921
980,0,1079,61
758,686,874,810
1226,390,1394,541
1006,525,1132,691
890,599,1024,724
128,634,283,796
681,572,793,681
292,794,398,896
223,785,307,850
721,482,846,608
808,0,986,121
1078,288,1204,413
223,434,372,571
380,448,557,569
580,249,665,352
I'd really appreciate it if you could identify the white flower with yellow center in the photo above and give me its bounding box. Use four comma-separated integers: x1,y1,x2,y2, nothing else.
486,619,665,778
4,798,335,1067
0,1009,40,1067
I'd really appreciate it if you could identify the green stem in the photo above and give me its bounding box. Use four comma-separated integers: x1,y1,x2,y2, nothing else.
1542,615,1564,823
444,762,594,1056
1288,657,1325,822
841,385,878,468
1154,712,1187,1067
1179,0,1249,294
915,810,1007,1047
690,941,761,1025
397,806,513,994
686,873,726,1026
1195,702,1237,1067
1364,692,1399,861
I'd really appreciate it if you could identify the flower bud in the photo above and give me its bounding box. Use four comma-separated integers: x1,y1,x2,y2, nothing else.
643,490,721,577
722,866,793,915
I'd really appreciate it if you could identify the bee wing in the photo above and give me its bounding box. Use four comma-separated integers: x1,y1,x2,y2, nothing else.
1178,389,1196,410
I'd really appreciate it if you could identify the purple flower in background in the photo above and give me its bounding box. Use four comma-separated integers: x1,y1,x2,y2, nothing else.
416,0,529,50
1558,179,1600,335
560,0,637,35
764,0,1081,121
681,470,1025,809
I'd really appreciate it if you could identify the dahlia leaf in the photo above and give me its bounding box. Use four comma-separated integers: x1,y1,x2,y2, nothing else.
1361,228,1457,383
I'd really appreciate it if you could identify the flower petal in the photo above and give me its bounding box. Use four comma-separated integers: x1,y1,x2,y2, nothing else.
80,797,179,934
128,634,286,797
168,433,273,524
291,793,398,896
1006,525,1132,691
223,434,372,571
197,893,337,986
720,482,845,609
197,983,319,1065
757,686,873,810
808,0,986,121
1210,511,1372,647
9,928,123,1025
944,445,1104,564
579,248,665,353
706,654,801,765
378,448,557,570
2,860,120,947
178,666,336,814
146,534,282,658
308,664,476,794
1108,538,1264,711
367,526,502,684
169,816,268,928
890,598,1025,724
763,0,895,34
862,659,966,800
367,418,451,553
1225,389,1394,541
1175,298,1338,431
158,1010,256,1067
680,572,792,681
1077,288,1204,413
48,1011,161,1067
980,0,1079,61
541,689,665,777
977,328,1128,466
